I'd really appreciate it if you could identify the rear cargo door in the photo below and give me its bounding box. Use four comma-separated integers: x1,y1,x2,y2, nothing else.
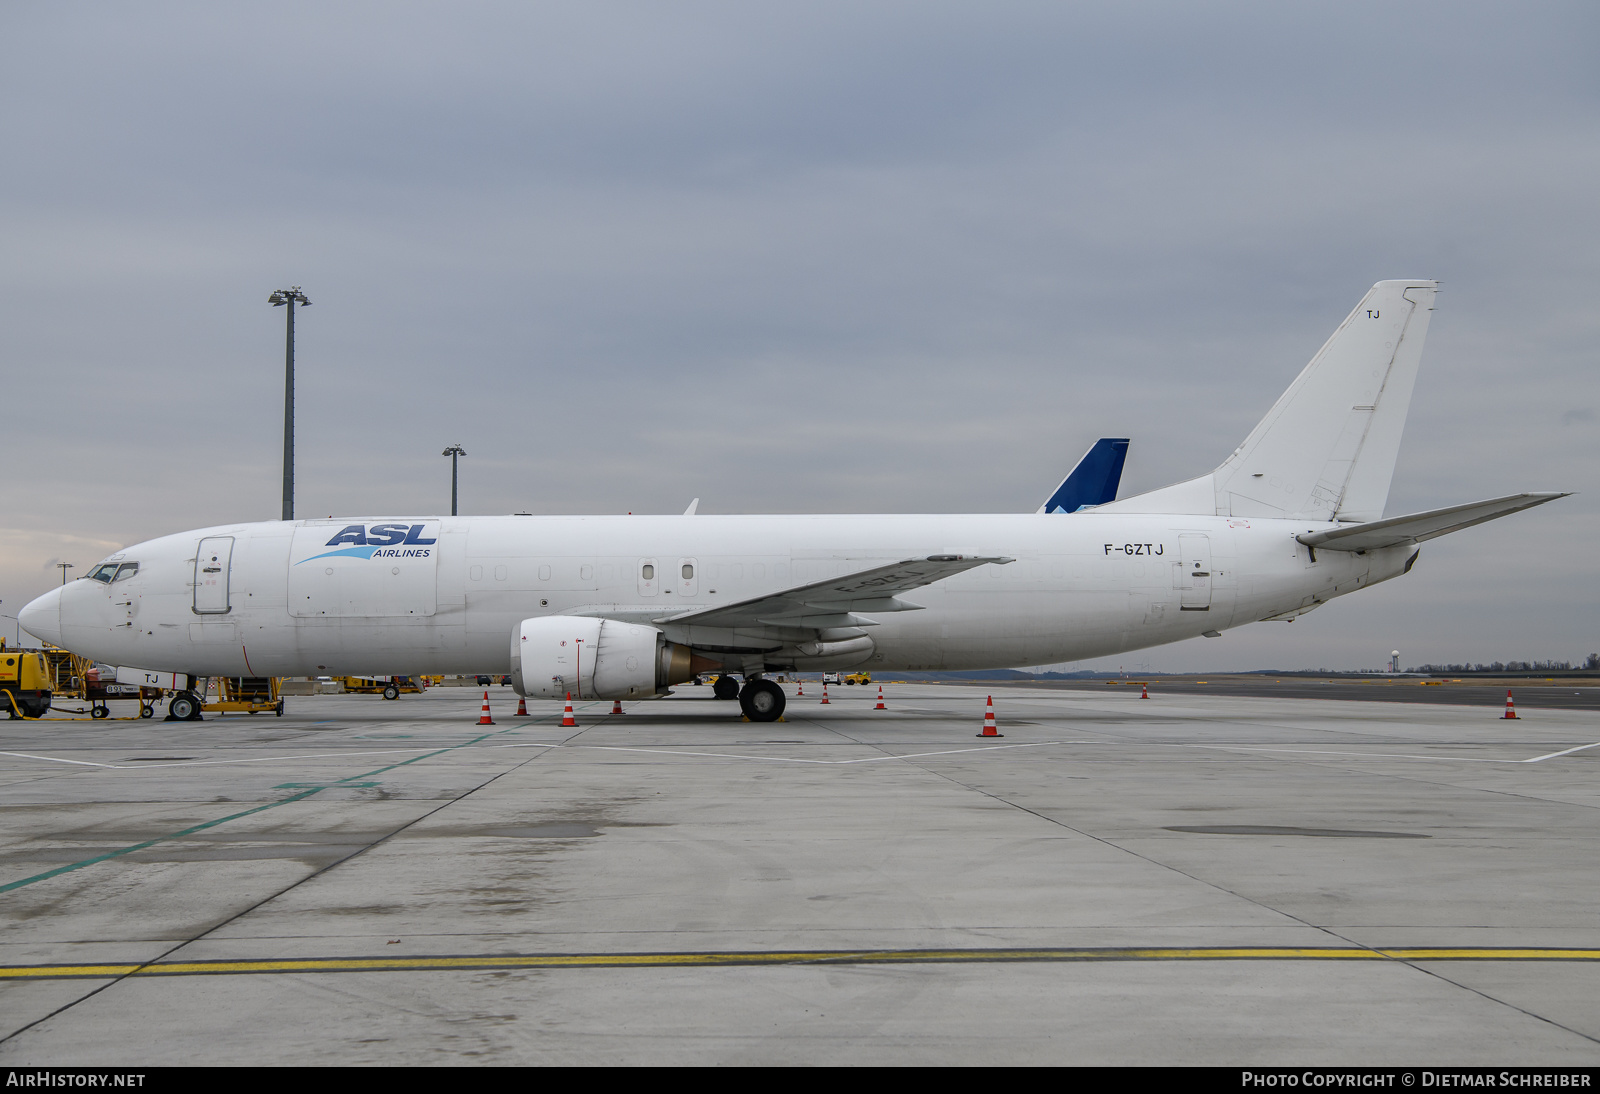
1175,533,1212,611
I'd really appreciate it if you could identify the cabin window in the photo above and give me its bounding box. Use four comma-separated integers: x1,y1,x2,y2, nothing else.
641,564,655,580
470,565,483,581
681,563,693,580
538,565,551,581
580,564,593,580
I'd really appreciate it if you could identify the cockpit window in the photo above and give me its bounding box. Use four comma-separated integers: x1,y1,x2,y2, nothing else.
86,562,139,583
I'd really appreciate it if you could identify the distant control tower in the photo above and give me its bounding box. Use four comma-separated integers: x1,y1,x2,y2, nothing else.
1389,650,1401,673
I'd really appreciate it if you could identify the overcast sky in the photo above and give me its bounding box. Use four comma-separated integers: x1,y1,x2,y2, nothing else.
3,1,1596,672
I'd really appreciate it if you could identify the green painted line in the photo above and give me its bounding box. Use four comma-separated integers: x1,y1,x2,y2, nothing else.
273,777,379,786
5,946,1600,980
0,715,551,894
0,787,328,894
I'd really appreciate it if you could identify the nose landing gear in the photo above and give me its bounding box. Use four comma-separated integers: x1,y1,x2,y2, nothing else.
165,693,203,721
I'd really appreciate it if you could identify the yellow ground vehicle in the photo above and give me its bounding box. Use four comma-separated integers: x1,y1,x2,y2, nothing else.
0,642,53,718
203,677,285,716
844,672,872,686
337,675,424,699
79,663,164,718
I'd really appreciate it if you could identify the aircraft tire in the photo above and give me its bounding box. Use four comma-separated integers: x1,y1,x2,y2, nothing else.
712,674,740,701
739,679,786,723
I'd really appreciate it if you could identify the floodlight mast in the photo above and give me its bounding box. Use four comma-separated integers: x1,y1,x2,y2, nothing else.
442,445,467,516
268,287,311,522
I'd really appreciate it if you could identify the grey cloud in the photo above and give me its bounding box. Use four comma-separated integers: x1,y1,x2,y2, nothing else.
2,1,1596,670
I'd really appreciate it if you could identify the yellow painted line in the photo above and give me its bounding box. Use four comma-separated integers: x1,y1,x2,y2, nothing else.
6,947,1600,980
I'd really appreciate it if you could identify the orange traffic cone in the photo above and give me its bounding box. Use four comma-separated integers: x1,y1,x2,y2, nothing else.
1502,690,1519,720
820,682,830,704
561,692,578,728
515,696,528,716
611,699,624,715
1140,684,1149,699
477,691,496,726
874,685,886,710
977,694,1002,738
796,679,804,696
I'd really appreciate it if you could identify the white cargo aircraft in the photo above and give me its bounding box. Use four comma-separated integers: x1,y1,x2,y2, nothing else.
21,280,1564,722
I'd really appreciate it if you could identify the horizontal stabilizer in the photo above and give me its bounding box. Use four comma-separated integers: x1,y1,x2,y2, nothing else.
1297,493,1568,552
1038,439,1130,514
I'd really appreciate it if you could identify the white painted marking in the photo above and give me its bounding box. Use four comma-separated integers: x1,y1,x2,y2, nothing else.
560,742,1060,765
1522,740,1600,763
1195,741,1600,765
0,747,448,771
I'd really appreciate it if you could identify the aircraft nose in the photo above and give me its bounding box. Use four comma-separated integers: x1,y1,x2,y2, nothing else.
18,587,63,646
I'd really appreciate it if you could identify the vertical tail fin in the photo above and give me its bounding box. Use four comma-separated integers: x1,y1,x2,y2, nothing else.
1097,280,1436,520
1214,280,1436,521
1037,438,1129,513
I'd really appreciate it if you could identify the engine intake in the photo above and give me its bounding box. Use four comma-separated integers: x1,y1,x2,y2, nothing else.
511,617,697,700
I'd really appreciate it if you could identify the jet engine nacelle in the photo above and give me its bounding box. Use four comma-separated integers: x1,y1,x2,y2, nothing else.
511,616,694,700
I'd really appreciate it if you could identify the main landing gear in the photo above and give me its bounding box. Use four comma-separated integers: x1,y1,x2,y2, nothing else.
711,672,785,721
738,678,786,723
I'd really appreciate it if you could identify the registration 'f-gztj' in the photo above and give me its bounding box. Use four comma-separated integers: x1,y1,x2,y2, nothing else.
22,281,1566,722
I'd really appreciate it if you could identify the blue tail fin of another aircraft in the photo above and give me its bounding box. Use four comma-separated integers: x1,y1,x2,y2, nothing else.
1039,438,1129,514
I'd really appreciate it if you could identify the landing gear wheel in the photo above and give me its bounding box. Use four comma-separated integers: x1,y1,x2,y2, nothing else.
712,675,740,701
168,694,200,721
382,685,400,700
738,679,786,723
91,705,109,719
140,704,154,719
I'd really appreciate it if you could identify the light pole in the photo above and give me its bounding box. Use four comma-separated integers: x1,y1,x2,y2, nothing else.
56,563,73,585
269,287,311,521
442,445,466,516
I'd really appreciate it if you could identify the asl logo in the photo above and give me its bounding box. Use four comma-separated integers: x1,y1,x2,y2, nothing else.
325,524,436,547
296,523,438,565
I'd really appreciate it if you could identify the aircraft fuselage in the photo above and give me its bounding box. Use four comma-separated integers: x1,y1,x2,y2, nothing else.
29,512,1410,678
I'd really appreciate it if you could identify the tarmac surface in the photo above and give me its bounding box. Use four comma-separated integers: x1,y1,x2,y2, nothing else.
1004,675,1600,711
2,682,1598,1065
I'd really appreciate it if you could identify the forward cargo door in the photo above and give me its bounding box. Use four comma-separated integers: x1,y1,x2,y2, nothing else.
193,537,234,615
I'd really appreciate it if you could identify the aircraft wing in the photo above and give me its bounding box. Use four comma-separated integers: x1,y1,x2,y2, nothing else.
654,555,1012,631
1296,492,1568,552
